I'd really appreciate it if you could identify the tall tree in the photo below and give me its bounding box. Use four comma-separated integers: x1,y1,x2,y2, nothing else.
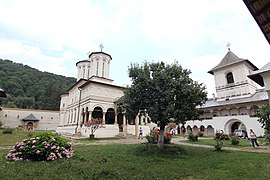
124,61,207,149
257,104,270,134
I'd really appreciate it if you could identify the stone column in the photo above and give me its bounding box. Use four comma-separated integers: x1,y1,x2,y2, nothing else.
135,114,139,137
123,114,127,137
102,112,106,125
246,106,251,116
267,90,270,104
114,113,118,125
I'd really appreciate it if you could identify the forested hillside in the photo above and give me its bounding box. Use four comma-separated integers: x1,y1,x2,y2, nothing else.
0,59,76,110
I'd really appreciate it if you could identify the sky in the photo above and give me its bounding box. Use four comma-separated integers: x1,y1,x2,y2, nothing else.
0,0,269,97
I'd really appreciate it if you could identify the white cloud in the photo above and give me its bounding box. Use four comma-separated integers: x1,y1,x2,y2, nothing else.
0,0,269,98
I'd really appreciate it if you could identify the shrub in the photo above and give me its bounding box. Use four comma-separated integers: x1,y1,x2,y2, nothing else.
16,126,24,131
187,133,198,142
164,132,172,144
6,132,74,161
215,132,229,140
264,134,270,144
197,131,204,137
3,128,13,134
214,139,223,151
230,135,240,145
146,130,172,144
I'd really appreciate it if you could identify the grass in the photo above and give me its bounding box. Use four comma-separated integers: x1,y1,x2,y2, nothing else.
184,137,267,148
1,144,270,179
74,137,123,142
0,130,270,179
0,129,54,147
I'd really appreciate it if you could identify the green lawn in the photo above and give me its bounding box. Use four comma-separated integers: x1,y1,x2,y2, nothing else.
0,130,270,179
0,129,54,147
183,137,267,148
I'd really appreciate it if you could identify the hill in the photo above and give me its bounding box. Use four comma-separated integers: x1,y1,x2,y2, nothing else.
0,59,76,110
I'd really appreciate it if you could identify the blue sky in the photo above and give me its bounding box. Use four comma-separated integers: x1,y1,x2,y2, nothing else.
0,0,269,97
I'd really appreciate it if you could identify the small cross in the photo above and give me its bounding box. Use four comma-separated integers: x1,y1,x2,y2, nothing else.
99,44,104,52
226,42,231,51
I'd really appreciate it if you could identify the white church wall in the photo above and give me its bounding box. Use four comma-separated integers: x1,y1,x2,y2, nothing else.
186,115,264,136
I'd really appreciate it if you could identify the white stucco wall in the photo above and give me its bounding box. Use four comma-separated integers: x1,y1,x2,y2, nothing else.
214,63,257,100
0,108,59,130
185,115,264,136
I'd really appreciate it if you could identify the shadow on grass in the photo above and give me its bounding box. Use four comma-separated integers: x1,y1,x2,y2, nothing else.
133,143,187,157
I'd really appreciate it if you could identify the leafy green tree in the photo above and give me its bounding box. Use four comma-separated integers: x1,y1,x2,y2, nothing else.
0,59,76,110
124,61,207,149
257,104,270,134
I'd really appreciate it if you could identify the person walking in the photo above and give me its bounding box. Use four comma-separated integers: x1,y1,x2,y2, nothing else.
249,129,259,148
138,127,143,139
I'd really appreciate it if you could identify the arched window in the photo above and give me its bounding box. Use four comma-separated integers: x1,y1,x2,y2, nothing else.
226,72,234,84
96,61,99,76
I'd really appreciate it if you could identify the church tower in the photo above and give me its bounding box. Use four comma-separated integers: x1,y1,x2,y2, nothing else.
76,45,112,83
208,50,259,101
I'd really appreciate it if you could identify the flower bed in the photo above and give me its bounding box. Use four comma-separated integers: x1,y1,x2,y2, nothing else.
146,129,172,144
6,132,74,161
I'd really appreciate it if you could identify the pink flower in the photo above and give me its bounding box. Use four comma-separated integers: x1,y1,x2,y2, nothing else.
36,150,41,154
32,145,36,149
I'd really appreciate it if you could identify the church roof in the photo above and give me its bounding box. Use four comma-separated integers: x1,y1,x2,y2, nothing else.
208,51,258,75
76,52,112,66
79,79,125,89
248,62,270,86
200,90,268,109
21,113,39,121
88,51,112,59
244,0,270,45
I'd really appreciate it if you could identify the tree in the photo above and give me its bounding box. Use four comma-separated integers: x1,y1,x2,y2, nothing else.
124,61,207,149
84,118,103,138
257,104,270,134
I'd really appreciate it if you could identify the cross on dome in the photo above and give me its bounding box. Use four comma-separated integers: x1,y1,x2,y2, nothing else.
100,44,104,52
226,42,231,51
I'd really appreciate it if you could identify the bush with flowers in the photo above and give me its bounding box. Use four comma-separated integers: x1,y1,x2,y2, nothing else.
6,132,74,161
146,129,172,144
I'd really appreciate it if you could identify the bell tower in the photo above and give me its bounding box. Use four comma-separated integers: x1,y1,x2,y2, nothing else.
208,50,258,101
76,44,112,83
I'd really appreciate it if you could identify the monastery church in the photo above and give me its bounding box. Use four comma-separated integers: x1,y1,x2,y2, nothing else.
57,49,150,137
57,47,268,137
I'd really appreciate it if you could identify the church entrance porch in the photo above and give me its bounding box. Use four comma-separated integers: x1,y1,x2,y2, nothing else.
224,119,247,137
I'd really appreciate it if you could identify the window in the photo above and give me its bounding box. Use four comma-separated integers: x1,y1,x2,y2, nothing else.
96,61,99,76
102,62,105,77
226,72,234,84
